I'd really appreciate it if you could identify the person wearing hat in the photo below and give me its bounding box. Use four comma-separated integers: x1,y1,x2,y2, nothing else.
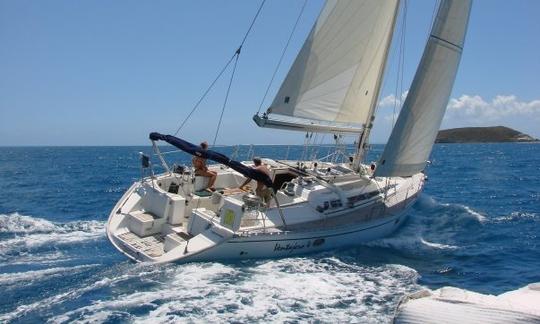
240,157,273,206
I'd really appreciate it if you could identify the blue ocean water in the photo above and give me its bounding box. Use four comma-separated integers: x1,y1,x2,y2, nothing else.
0,143,539,323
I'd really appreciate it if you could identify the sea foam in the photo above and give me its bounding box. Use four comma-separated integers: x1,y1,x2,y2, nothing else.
0,264,98,286
0,213,105,258
44,258,419,323
365,194,487,252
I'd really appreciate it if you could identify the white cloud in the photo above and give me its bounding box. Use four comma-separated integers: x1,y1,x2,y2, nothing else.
446,94,540,121
378,91,408,109
372,93,540,141
379,92,540,122
379,94,400,108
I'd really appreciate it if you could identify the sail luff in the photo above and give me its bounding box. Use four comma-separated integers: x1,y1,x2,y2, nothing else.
375,0,472,177
353,0,401,169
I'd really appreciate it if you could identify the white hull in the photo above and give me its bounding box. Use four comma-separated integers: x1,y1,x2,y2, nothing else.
178,211,410,263
107,159,424,264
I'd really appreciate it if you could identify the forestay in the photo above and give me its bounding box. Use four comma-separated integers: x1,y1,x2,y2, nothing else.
258,0,399,133
375,0,472,177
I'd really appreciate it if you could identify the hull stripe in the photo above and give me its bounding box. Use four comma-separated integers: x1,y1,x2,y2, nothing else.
228,215,400,243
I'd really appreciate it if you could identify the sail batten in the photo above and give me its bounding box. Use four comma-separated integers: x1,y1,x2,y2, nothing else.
375,0,472,177
257,0,400,132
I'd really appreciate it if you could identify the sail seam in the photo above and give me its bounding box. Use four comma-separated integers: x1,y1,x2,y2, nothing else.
312,3,368,65
291,2,374,99
313,1,361,52
296,11,372,91
290,4,393,122
294,85,349,106
429,34,463,51
303,7,377,89
267,0,402,130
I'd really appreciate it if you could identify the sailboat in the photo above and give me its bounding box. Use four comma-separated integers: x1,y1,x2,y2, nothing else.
106,0,472,263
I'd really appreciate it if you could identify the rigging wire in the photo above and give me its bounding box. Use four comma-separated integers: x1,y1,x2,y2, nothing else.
398,0,408,123
392,0,407,128
311,133,327,161
301,132,310,161
386,0,408,200
172,0,266,137
309,132,319,160
212,53,240,146
173,53,238,136
239,0,266,48
256,0,308,114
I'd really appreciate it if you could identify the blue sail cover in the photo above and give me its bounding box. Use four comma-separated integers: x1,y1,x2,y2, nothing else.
149,133,273,188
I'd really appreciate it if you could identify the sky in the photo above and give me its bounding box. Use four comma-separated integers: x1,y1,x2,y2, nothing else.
1,0,539,146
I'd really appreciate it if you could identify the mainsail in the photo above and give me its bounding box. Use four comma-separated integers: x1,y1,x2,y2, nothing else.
255,0,399,133
375,0,472,177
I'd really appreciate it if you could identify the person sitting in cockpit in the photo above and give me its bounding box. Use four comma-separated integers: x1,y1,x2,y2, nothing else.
192,141,217,191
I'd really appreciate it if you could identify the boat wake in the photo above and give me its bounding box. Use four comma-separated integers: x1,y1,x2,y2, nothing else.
365,194,486,253
0,213,105,262
36,258,420,323
0,262,154,322
0,213,423,323
0,264,99,286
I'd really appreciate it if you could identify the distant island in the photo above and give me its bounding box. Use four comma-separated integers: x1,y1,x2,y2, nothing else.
435,126,538,143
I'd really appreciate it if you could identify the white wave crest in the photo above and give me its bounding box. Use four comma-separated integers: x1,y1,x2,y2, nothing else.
5,251,69,266
0,213,57,233
0,264,98,286
0,262,161,323
362,195,491,252
492,211,538,223
461,205,487,222
366,235,459,251
416,195,487,223
0,213,105,257
419,238,459,250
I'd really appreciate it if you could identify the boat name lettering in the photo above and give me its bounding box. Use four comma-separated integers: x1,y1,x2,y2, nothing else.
273,240,312,253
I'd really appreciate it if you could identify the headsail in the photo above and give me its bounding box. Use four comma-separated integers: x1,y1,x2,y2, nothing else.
375,0,472,177
255,0,399,133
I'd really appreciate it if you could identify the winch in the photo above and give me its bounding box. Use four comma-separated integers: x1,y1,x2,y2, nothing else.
242,194,262,209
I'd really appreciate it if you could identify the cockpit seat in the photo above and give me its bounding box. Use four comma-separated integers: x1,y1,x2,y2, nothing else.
194,176,210,192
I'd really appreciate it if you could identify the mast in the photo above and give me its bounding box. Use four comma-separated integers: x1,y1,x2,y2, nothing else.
352,0,401,171
375,0,472,177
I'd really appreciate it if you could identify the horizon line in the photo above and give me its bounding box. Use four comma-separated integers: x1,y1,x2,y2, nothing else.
0,143,385,148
